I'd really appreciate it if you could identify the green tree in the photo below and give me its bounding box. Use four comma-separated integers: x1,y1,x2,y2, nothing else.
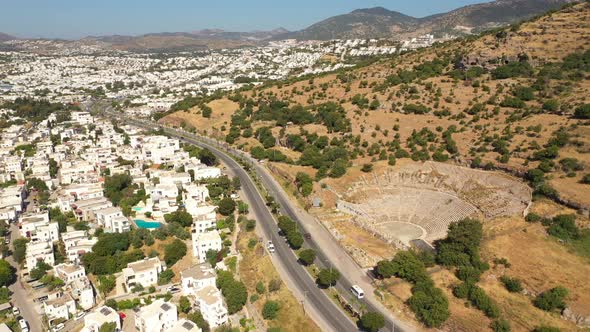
408,285,450,328
359,312,385,332
298,249,316,266
574,104,590,119
179,296,191,314
99,322,117,332
187,310,210,332
375,260,396,279
218,198,236,216
164,210,193,227
0,260,16,287
534,287,569,311
29,260,52,280
262,300,280,320
12,238,29,264
158,269,175,285
286,231,304,249
222,280,248,314
164,239,187,266
317,268,340,288
98,275,117,297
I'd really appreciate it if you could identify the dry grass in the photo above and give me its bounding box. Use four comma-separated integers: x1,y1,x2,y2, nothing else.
237,230,320,332
481,205,590,330
160,98,239,139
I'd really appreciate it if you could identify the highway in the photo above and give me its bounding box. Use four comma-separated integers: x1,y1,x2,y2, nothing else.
100,107,412,332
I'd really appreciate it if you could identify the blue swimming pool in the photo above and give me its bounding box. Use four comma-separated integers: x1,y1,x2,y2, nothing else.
132,207,143,212
134,219,161,229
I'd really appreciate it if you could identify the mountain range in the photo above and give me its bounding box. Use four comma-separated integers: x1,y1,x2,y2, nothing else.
278,0,577,40
0,32,15,42
0,0,578,50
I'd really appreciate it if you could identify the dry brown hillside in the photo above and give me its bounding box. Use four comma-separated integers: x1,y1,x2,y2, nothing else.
162,2,590,210
159,3,590,331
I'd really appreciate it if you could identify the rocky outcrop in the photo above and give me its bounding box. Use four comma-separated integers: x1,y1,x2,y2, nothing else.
562,307,590,327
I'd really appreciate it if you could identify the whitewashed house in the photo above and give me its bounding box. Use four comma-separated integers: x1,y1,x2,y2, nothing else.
196,286,228,328
122,257,165,291
134,299,178,332
192,230,222,263
82,306,121,332
181,264,216,296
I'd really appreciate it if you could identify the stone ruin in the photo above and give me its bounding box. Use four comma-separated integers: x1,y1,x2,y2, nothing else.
337,161,532,248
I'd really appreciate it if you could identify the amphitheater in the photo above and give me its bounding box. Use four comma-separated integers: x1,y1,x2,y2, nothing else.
337,161,532,247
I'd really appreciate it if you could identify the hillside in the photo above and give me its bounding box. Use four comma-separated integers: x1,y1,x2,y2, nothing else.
163,1,590,209
279,0,576,40
161,3,590,330
85,28,289,51
0,32,15,42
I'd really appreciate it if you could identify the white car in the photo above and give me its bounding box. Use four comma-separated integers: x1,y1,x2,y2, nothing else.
267,241,275,253
75,311,86,320
11,306,19,315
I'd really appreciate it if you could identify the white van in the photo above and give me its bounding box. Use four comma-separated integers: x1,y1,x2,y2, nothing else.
18,318,28,332
351,285,364,299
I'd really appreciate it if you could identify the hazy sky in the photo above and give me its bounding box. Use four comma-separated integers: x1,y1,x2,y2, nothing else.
2,0,488,39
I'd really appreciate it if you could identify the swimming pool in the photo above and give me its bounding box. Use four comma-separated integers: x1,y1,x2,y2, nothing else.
132,207,143,212
134,219,161,229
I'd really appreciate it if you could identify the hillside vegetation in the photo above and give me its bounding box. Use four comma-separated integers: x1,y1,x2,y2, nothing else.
159,3,590,331
162,2,590,209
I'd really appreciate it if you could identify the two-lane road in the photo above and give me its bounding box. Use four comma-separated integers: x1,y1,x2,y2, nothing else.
101,107,414,332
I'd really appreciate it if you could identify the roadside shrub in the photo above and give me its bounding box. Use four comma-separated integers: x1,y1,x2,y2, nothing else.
359,312,386,332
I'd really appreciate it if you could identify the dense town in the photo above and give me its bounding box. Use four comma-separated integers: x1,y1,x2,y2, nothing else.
0,105,250,331
0,35,439,110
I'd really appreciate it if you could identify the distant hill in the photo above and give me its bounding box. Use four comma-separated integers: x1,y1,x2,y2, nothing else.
278,0,577,40
0,32,16,42
86,28,289,52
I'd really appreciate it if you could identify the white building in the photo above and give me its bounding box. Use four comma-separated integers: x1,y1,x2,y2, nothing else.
134,299,178,332
71,277,96,310
180,264,216,296
72,112,94,125
82,306,121,332
43,292,76,324
192,230,222,263
168,319,201,332
25,240,54,270
196,286,228,328
54,263,86,284
122,257,165,291
140,136,186,164
19,212,59,243
94,207,130,233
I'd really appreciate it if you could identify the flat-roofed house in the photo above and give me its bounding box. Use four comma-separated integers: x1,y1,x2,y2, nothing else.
25,240,54,270
82,306,121,332
195,286,228,328
43,292,76,324
192,230,222,263
180,264,216,296
168,319,201,332
134,299,178,332
122,257,165,291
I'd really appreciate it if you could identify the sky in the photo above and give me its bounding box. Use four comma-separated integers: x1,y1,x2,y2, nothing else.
1,0,488,39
